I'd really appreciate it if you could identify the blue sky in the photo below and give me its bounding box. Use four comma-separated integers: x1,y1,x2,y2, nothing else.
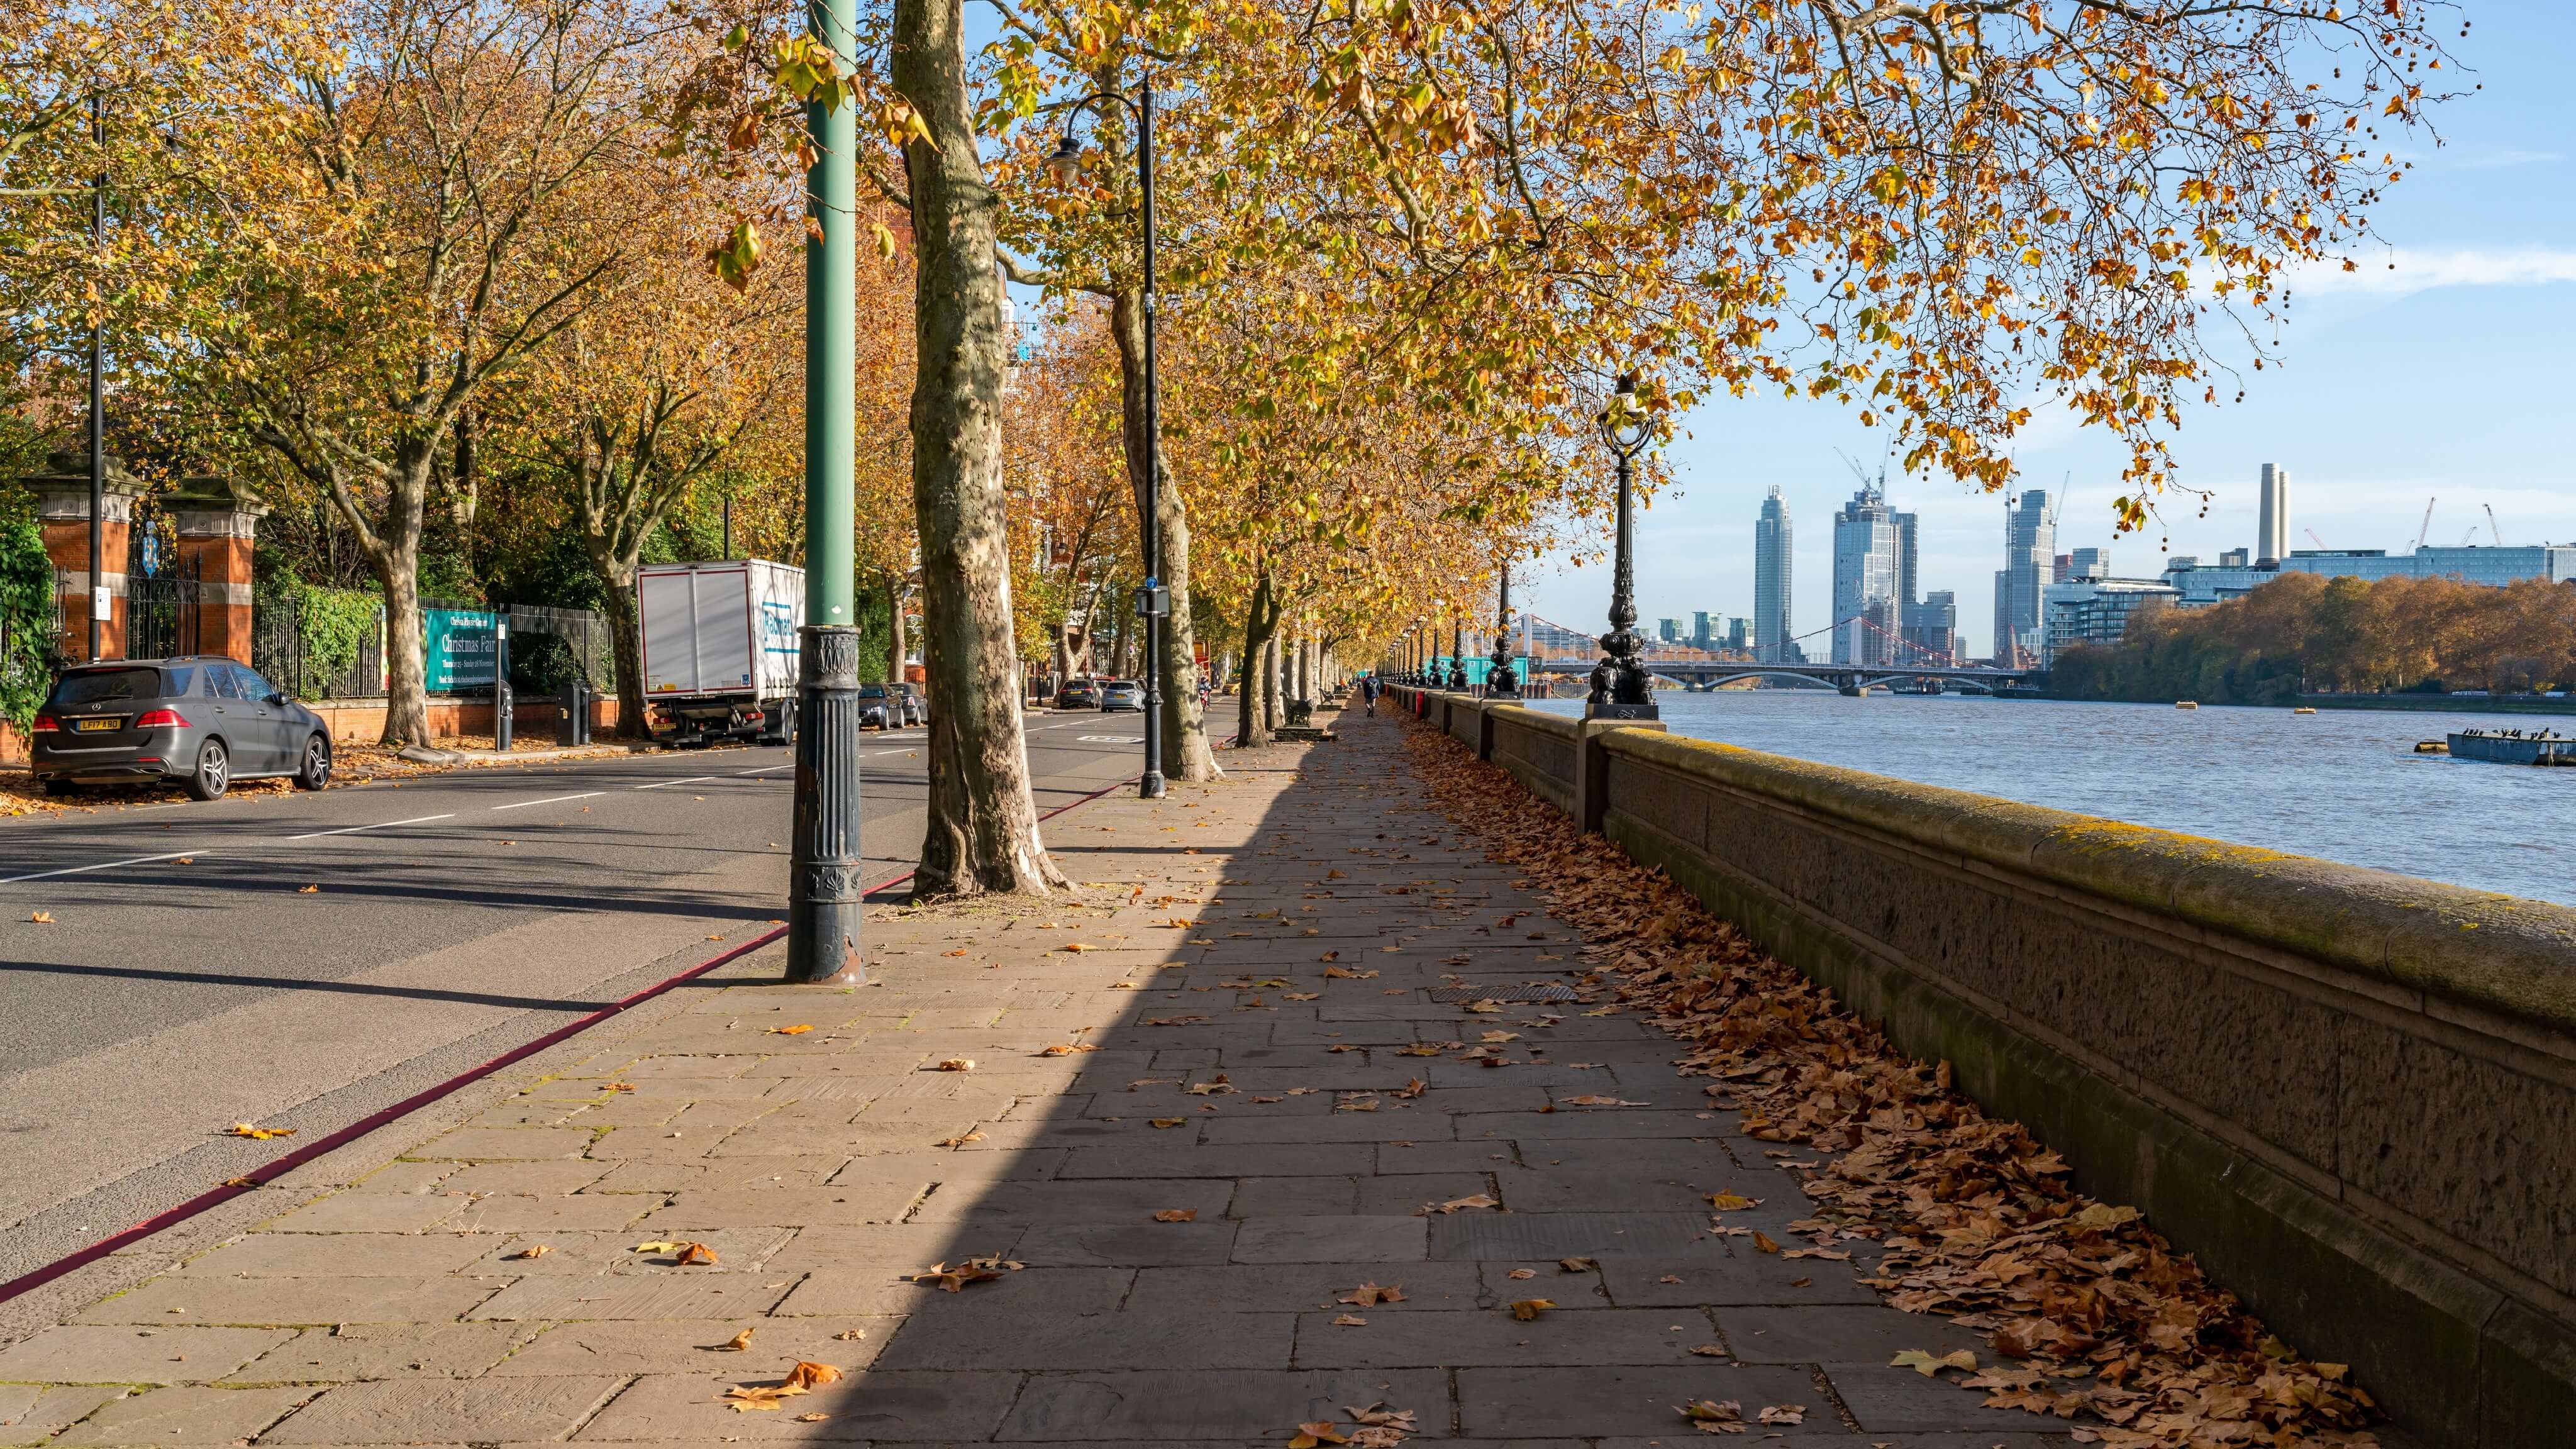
1516,2,2576,657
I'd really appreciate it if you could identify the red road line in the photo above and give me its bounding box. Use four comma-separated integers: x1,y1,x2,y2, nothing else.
0,766,1145,1307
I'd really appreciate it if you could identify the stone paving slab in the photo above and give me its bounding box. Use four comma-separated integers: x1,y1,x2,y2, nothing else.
0,722,2080,1446
0,1327,292,1387
0,1385,126,1448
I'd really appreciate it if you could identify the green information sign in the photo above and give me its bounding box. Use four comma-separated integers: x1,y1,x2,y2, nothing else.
425,609,498,691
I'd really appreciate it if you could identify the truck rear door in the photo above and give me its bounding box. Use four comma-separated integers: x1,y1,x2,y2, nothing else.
692,569,755,691
640,568,703,695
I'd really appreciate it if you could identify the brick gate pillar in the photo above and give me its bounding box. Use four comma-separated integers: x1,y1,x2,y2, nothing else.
166,475,268,662
25,452,145,662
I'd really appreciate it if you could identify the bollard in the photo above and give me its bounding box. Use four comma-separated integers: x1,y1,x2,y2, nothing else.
492,617,511,752
558,677,589,747
786,625,865,985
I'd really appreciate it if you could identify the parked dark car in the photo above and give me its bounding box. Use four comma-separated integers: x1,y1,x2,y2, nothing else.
854,682,893,730
892,682,926,726
1054,678,1101,709
1098,679,1145,712
33,658,331,801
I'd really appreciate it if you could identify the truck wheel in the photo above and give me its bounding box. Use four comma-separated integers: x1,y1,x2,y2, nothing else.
185,739,231,801
763,700,796,745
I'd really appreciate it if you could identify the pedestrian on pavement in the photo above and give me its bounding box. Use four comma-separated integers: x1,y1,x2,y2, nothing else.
1363,675,1379,716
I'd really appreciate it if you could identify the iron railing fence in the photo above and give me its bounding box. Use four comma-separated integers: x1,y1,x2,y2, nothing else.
251,594,386,701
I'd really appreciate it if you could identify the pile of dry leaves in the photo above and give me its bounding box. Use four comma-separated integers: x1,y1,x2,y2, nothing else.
1402,723,2384,1449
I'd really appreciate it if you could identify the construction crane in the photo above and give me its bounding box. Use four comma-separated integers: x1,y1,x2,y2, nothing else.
1835,448,1888,499
2485,503,2502,546
2458,527,2480,547
2305,528,2328,549
2416,497,2436,552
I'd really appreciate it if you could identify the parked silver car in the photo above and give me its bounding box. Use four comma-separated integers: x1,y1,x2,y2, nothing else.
1098,679,1145,711
33,658,331,801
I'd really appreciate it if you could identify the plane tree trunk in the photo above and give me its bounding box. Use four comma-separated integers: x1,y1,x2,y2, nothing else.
895,0,1063,896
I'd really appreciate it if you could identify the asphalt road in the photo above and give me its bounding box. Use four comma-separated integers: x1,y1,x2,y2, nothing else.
0,711,1152,1285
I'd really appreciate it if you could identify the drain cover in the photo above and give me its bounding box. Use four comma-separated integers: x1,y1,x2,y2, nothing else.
1427,983,1579,1004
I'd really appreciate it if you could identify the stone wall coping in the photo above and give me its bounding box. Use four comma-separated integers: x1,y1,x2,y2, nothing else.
1596,725,2576,1036
1477,699,1579,741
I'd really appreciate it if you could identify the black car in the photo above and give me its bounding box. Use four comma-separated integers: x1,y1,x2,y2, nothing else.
1054,679,1101,709
33,657,332,800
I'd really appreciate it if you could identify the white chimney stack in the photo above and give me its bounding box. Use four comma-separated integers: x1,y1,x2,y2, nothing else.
2256,464,2289,566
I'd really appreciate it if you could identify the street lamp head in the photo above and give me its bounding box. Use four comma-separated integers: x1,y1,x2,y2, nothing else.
1599,371,1652,457
1045,133,1084,186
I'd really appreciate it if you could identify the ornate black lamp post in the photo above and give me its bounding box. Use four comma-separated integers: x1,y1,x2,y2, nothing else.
1485,558,1518,698
1447,614,1467,690
1050,81,1167,798
1587,374,1658,720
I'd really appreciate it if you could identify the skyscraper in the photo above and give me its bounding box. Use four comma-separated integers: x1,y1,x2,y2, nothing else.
1997,489,2055,666
1991,570,2011,667
1893,511,1919,618
1832,480,1899,666
2256,463,2290,566
1753,487,1793,663
1902,589,1958,663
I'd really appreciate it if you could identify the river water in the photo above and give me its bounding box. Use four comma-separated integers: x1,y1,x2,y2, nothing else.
1530,691,2575,907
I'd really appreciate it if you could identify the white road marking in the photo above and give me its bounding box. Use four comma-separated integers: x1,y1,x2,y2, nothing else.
1,850,209,885
735,765,793,775
491,792,604,811
286,813,457,840
635,776,719,790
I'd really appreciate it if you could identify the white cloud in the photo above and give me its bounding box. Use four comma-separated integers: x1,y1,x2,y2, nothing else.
2455,149,2562,170
2291,245,2576,297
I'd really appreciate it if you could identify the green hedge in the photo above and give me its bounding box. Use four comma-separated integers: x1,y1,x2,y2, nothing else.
0,511,55,731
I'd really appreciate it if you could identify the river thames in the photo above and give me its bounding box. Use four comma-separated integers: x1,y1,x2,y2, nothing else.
1531,689,2575,907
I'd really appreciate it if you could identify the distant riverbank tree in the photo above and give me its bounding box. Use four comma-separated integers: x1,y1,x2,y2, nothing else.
2053,575,2576,706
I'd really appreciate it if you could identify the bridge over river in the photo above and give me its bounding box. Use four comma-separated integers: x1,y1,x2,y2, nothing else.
1519,657,2045,695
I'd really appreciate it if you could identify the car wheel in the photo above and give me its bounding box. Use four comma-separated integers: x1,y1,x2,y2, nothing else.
185,739,230,801
294,734,332,791
40,778,75,797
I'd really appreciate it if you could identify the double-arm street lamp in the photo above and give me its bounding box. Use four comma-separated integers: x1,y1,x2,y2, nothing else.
1485,557,1518,698
1586,374,1658,720
1049,82,1167,799
1448,615,1466,691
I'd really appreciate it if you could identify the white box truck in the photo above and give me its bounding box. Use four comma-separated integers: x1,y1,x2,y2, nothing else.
637,560,803,745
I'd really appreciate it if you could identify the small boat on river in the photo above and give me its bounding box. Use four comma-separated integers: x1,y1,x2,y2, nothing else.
2175,701,2198,710
2447,728,2576,766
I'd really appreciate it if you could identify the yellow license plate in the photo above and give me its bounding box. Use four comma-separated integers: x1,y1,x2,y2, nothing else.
75,717,121,732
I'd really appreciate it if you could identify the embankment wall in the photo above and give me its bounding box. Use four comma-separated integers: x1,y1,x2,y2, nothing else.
1396,687,2576,1448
